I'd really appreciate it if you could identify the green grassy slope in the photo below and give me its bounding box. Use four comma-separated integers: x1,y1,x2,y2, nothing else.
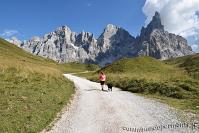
165,54,199,79
62,62,100,73
79,56,199,113
0,38,98,132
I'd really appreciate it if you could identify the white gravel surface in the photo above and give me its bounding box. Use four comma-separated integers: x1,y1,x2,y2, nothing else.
44,74,199,133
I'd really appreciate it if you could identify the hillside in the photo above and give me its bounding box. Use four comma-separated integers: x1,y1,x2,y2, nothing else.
0,38,98,132
165,54,199,79
100,57,187,81
78,56,199,113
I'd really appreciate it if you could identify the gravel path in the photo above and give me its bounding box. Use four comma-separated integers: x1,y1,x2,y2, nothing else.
45,74,198,133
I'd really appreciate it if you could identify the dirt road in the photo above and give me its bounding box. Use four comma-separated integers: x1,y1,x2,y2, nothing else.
45,74,198,133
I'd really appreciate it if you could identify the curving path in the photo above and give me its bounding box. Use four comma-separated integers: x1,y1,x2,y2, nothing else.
45,74,198,133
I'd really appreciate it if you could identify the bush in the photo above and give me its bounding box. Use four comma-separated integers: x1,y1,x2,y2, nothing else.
179,83,195,91
86,64,99,71
116,79,185,99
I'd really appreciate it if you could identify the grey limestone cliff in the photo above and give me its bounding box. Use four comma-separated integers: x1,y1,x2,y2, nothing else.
136,12,194,59
10,12,194,66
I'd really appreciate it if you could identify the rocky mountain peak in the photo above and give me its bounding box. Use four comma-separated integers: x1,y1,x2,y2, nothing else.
76,31,96,45
154,11,161,22
104,24,120,33
10,12,194,66
79,31,93,38
99,24,131,41
137,12,194,59
31,36,41,42
106,24,119,29
140,11,164,38
56,25,71,32
6,37,22,47
148,11,164,31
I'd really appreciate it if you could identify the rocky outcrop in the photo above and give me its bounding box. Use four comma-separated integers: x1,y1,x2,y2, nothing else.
21,26,96,63
136,12,194,59
6,37,22,47
10,12,194,66
16,24,136,66
95,24,136,66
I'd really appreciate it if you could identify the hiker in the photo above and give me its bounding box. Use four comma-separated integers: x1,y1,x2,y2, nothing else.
99,72,106,91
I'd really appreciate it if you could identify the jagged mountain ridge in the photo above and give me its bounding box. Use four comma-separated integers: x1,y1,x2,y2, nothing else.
11,12,194,66
136,12,193,59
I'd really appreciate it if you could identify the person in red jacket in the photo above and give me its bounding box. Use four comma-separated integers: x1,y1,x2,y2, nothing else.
99,72,106,91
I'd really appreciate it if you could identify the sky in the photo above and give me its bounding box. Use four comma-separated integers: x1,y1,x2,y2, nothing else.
0,0,146,39
0,0,199,52
143,0,199,52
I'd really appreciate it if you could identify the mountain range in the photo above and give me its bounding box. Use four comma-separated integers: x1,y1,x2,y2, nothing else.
9,12,194,66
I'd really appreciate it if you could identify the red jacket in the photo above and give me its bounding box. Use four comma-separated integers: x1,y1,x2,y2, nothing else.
99,74,106,81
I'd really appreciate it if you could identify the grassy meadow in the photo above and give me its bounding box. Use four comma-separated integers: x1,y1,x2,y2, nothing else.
0,38,98,132
165,54,199,80
0,36,198,132
78,56,199,114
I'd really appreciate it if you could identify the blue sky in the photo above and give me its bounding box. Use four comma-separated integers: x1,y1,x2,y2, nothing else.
1,0,199,53
0,0,146,40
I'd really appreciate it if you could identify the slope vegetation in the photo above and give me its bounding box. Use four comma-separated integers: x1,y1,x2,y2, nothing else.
79,56,199,113
165,53,199,79
0,38,98,132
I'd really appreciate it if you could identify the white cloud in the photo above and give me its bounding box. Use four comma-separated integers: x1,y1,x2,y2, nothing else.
0,30,19,37
191,44,198,49
191,44,199,53
189,32,199,52
142,0,199,52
